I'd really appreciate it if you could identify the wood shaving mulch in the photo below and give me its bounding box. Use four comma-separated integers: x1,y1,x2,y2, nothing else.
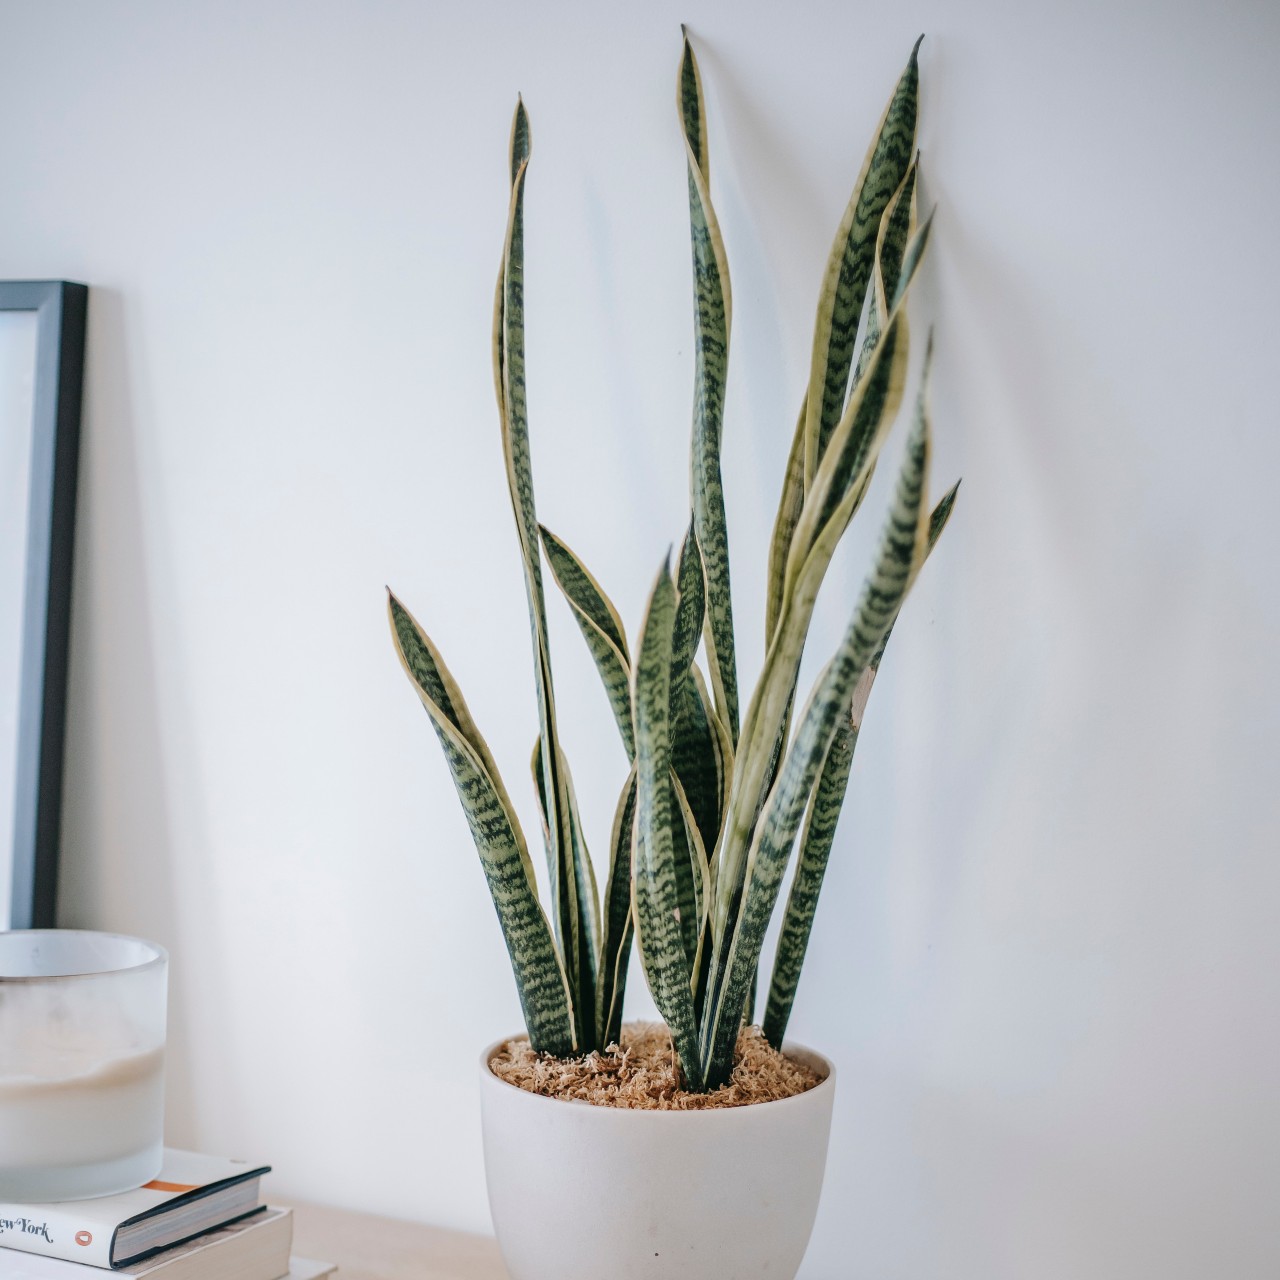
489,1021,822,1110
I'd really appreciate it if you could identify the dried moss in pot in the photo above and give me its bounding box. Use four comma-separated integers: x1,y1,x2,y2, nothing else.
489,1021,822,1110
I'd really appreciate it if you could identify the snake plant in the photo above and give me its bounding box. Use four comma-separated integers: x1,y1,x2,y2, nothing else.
389,32,958,1091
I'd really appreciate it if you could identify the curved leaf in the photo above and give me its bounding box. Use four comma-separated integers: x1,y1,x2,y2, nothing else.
716,301,913,940
760,718,856,1047
765,396,808,644
632,560,705,1089
679,32,739,743
670,521,706,707
803,37,921,490
494,101,592,1047
853,159,919,389
388,592,574,1056
540,524,634,756
763,474,960,1046
597,766,638,1047
703,354,934,1085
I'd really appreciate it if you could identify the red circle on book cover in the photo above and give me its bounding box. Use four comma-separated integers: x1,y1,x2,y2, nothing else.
76,1232,93,1247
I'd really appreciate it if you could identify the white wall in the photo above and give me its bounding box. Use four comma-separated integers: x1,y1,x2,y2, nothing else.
3,1,1278,1275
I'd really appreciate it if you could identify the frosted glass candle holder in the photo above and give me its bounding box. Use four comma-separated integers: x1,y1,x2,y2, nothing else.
0,931,167,1201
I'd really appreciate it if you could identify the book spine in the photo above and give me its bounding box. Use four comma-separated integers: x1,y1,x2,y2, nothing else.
0,1207,114,1268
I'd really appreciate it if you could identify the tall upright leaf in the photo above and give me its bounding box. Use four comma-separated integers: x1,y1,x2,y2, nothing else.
702,374,934,1085
802,37,921,490
762,475,959,1047
679,31,739,743
597,767,638,1047
765,396,808,645
852,159,919,389
388,593,574,1056
532,739,601,1021
493,99,593,1049
632,561,705,1089
715,297,913,942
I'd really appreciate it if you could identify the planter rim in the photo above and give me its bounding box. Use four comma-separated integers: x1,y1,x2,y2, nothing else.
479,1032,835,1117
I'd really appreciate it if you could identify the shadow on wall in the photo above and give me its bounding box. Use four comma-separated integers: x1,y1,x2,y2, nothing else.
55,287,235,1148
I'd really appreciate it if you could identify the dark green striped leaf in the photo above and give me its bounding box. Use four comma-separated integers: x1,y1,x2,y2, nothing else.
596,766,637,1047
702,355,934,1085
716,303,912,943
540,524,634,757
679,33,739,744
852,159,919,388
388,592,574,1056
632,560,705,1089
494,101,593,1048
672,769,712,972
803,37,921,490
765,396,807,645
761,718,856,1047
670,522,705,709
763,474,960,1047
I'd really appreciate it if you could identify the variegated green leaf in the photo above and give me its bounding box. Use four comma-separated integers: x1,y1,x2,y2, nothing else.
672,770,712,973
716,302,912,941
632,560,705,1089
540,524,634,757
671,667,726,874
679,32,739,744
800,215,932,587
668,778,701,968
871,476,959,672
670,522,705,707
725,221,931,899
765,396,807,645
563,763,601,1000
702,358,934,1086
388,592,574,1056
494,100,595,1048
596,766,637,1047
853,159,918,388
532,737,601,1003
760,717,856,1048
803,37,921,490
763,474,959,1047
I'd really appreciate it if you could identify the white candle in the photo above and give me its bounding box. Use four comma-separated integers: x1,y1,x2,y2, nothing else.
0,932,167,1201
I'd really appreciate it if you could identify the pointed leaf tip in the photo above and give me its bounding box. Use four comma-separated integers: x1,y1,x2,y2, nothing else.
912,33,925,59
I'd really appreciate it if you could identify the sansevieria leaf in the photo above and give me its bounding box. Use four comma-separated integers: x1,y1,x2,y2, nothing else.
540,524,634,757
716,295,913,942
679,31,739,744
765,396,808,645
803,37,921,490
762,472,960,1047
597,766,638,1047
852,159,919,389
388,592,574,1056
702,372,934,1085
632,560,705,1089
494,99,594,1049
532,738,601,1015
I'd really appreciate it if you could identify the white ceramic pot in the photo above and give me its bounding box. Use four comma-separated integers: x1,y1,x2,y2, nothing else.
479,1037,835,1280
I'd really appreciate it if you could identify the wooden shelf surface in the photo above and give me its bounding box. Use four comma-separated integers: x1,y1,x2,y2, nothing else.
283,1199,509,1280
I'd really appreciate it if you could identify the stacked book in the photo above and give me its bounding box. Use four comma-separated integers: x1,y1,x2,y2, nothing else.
0,1151,333,1279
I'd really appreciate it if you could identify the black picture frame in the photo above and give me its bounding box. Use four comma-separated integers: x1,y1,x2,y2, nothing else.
2,281,87,930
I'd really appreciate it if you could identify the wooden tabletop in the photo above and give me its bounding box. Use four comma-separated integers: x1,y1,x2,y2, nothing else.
284,1199,510,1280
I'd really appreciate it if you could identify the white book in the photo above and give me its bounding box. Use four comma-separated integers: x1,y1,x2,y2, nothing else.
0,1208,294,1279
0,1151,268,1268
